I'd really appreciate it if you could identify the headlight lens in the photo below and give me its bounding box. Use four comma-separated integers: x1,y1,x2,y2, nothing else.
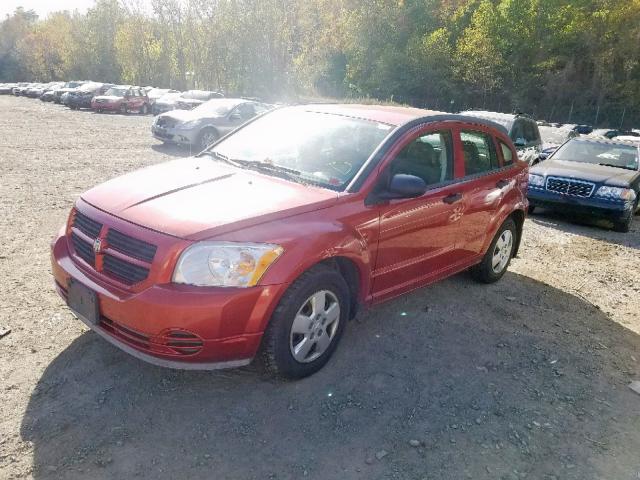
528,174,545,187
595,186,636,201
172,242,284,287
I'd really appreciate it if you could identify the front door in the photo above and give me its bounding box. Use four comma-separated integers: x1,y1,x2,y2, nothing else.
371,127,465,302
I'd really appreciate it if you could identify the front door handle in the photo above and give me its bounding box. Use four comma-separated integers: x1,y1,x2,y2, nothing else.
496,179,510,189
443,193,462,204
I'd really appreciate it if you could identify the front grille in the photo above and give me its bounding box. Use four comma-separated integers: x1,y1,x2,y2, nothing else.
156,117,176,128
70,211,157,286
71,232,95,266
106,229,157,263
73,211,102,238
546,176,595,197
103,254,150,285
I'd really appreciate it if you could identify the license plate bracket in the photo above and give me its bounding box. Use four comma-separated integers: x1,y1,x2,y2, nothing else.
67,279,99,325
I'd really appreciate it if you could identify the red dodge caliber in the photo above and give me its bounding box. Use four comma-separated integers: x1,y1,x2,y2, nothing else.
51,104,528,378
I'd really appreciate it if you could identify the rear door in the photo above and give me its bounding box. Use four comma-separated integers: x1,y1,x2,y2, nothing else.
371,125,466,301
454,128,515,259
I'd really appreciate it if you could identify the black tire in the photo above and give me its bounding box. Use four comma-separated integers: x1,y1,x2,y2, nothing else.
140,104,149,115
528,205,535,215
197,128,219,150
261,264,350,379
119,104,127,115
612,214,633,233
470,218,517,284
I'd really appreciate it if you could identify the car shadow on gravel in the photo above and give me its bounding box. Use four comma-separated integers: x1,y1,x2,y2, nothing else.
151,143,200,158
529,209,640,250
20,273,640,480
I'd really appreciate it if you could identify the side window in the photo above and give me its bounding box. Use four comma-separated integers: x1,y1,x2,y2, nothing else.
389,130,454,187
460,130,499,175
500,141,514,165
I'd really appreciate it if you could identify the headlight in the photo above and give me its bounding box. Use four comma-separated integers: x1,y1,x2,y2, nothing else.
528,174,545,188
175,120,199,130
172,242,284,287
595,186,636,201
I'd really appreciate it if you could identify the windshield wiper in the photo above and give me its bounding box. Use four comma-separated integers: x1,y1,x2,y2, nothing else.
598,162,635,171
202,150,243,168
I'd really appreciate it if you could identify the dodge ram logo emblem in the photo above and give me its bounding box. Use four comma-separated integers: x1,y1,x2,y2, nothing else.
93,238,102,253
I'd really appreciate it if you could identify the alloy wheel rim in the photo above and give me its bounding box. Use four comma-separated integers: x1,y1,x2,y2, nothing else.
201,131,216,148
492,230,513,273
289,290,340,363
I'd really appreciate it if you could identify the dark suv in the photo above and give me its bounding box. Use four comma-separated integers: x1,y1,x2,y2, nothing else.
461,111,542,165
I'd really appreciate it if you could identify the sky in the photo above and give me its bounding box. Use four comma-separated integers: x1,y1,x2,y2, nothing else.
0,0,97,19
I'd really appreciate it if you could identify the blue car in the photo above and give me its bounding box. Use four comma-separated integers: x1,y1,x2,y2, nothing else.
527,137,640,232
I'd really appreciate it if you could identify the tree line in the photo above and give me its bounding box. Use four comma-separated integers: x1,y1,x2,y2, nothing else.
1,0,639,127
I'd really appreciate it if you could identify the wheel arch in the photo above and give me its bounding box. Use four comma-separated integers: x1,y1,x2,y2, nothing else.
509,209,525,257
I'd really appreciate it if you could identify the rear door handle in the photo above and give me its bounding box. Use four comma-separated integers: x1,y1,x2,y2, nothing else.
496,179,510,189
443,193,462,204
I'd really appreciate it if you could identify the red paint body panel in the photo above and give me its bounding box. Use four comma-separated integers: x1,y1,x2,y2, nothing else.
50,105,528,369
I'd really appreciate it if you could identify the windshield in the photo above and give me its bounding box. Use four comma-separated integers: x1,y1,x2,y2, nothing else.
552,139,639,170
104,87,128,97
193,99,242,116
209,108,393,190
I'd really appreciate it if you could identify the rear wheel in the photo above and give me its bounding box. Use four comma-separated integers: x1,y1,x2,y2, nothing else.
528,205,535,215
140,104,149,115
261,265,349,379
471,218,517,284
119,104,127,115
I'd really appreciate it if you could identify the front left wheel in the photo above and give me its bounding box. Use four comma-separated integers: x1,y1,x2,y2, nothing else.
261,264,350,379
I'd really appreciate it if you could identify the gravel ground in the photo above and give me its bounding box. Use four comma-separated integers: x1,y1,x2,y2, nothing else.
1,95,639,480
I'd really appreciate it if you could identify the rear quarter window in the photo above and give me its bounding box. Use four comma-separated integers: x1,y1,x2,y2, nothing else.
499,141,514,165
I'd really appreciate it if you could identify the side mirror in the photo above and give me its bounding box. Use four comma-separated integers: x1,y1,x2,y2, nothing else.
230,112,241,120
376,174,427,201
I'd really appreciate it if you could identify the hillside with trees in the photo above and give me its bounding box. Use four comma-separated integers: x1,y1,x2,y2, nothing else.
1,0,639,126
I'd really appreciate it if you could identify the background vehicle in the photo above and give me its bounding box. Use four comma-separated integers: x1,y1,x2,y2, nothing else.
538,125,579,160
528,137,640,232
147,87,179,111
12,82,35,95
460,110,542,164
66,82,112,110
53,81,86,103
572,124,593,135
0,83,17,94
52,104,528,378
39,82,65,101
91,85,150,114
153,90,222,114
590,128,622,139
152,98,271,149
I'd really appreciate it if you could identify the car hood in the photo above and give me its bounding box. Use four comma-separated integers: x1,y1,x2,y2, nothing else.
158,109,217,123
531,159,638,187
80,156,338,240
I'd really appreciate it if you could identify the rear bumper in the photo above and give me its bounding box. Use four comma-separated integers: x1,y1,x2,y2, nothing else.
92,102,121,111
528,188,633,220
51,225,287,369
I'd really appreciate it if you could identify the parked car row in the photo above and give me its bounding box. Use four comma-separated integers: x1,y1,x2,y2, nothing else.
0,80,224,117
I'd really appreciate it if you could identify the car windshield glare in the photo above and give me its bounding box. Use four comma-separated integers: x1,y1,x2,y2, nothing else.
553,139,639,170
210,108,393,190
105,87,128,97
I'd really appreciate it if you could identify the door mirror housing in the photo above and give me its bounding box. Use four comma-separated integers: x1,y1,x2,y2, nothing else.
373,174,427,202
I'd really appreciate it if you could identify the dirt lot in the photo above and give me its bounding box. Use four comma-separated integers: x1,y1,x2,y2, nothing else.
1,95,639,480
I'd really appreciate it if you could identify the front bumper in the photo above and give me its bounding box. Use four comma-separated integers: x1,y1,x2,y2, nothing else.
50,212,287,369
152,125,198,145
528,188,633,221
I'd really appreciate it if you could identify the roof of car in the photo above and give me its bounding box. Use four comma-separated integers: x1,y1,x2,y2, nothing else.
459,110,536,131
298,104,508,134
